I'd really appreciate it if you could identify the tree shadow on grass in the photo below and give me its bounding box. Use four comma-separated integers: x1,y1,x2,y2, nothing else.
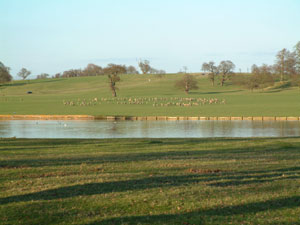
0,138,94,147
1,166,300,205
198,90,243,95
0,83,26,87
1,138,300,168
0,175,202,205
0,79,63,88
91,196,300,225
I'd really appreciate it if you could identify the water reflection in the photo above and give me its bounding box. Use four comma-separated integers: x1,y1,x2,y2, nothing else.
0,120,299,139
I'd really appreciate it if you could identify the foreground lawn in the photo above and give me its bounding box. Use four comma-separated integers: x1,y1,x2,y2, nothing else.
0,138,300,224
1,75,300,116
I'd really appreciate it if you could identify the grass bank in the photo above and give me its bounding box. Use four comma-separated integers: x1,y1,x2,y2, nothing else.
1,74,300,116
0,138,300,224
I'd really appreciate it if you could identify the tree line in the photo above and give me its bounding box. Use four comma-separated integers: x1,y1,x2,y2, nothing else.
0,59,166,83
200,41,300,91
1,41,299,96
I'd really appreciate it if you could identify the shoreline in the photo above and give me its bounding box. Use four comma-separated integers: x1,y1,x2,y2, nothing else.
0,115,299,121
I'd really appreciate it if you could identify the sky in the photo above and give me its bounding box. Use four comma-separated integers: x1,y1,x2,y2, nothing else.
1,0,300,78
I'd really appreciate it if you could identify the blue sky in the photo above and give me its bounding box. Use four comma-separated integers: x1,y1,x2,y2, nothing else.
1,0,300,78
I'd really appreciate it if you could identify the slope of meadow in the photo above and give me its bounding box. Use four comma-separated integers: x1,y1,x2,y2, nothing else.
0,138,300,224
0,74,299,116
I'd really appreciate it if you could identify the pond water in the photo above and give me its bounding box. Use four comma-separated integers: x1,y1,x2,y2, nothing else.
0,120,300,138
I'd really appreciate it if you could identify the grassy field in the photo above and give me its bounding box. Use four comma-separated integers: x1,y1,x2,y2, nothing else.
0,138,300,224
0,74,300,116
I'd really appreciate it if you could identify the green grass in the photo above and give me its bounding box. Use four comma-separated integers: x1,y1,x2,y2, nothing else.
1,74,300,116
0,138,300,224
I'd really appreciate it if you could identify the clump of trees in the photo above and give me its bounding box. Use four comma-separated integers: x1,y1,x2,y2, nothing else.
126,65,139,74
261,41,300,84
0,61,12,84
274,48,297,82
175,74,199,94
232,64,274,91
82,64,104,76
36,73,50,79
203,41,300,91
253,41,300,89
59,63,140,78
202,60,235,86
61,69,83,78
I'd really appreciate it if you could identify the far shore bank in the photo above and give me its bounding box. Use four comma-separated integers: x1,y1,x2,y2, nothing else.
0,115,300,121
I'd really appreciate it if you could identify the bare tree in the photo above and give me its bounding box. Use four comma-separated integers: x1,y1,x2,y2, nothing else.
291,73,300,89
274,48,296,82
138,60,151,74
103,64,126,97
18,68,31,80
232,64,274,92
62,69,82,78
175,74,199,94
182,66,188,73
126,65,139,74
36,73,50,79
82,64,103,76
218,60,235,86
251,64,260,74
53,73,61,78
202,61,218,86
294,41,300,74
253,64,275,91
0,61,12,83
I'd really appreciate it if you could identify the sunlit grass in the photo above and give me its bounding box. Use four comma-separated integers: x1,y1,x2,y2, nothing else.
0,74,300,116
0,138,299,224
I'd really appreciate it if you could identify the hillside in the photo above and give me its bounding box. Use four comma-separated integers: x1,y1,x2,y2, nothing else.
0,74,299,116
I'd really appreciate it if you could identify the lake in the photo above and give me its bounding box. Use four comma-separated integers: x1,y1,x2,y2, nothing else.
0,120,300,138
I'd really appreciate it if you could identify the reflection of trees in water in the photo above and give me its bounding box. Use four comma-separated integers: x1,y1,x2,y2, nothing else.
106,122,123,136
220,121,229,135
278,121,300,136
198,121,237,137
1,120,300,138
179,121,300,138
0,121,11,137
250,121,300,137
140,121,151,137
19,121,31,137
207,121,215,137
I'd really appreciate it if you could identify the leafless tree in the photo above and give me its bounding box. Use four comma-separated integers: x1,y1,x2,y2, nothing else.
103,64,126,97
291,73,300,89
36,73,49,79
82,64,103,76
274,48,296,82
138,60,151,74
182,66,188,73
218,60,235,86
18,68,31,80
253,64,274,90
232,64,274,92
202,61,218,86
294,41,300,74
0,61,12,83
175,74,199,94
126,65,139,74
53,73,61,78
62,69,83,78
